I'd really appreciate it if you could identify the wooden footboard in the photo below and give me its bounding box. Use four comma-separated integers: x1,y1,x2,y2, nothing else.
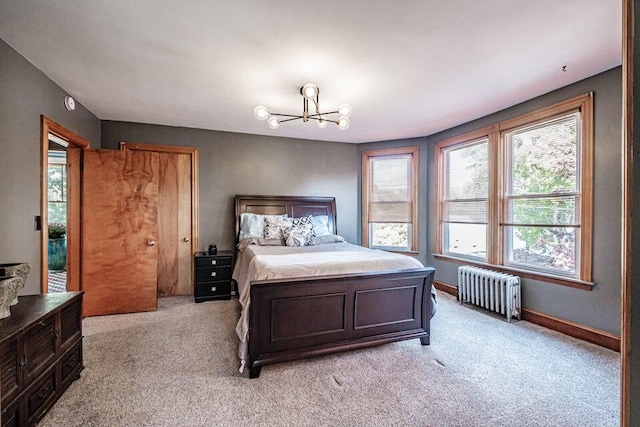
248,267,435,378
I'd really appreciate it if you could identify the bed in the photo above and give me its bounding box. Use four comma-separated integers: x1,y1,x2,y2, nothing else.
233,195,436,378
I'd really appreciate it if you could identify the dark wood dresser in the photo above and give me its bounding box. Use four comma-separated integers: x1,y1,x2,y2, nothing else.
0,292,83,427
194,251,233,302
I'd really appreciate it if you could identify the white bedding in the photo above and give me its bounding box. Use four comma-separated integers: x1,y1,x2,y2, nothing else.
232,241,434,370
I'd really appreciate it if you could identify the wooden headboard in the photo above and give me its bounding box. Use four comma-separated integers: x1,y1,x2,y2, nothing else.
234,195,337,243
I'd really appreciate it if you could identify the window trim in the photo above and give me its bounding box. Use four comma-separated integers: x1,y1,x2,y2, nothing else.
434,93,593,286
362,146,419,251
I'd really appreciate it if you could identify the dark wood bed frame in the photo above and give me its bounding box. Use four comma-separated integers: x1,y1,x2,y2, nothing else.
235,195,435,378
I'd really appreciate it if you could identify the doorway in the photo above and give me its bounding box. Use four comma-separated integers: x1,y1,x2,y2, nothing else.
47,138,68,292
40,116,90,294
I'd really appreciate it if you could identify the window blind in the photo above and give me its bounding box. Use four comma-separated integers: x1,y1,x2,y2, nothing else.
368,155,412,223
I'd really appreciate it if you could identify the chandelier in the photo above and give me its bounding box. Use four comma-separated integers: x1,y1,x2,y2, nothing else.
253,83,352,130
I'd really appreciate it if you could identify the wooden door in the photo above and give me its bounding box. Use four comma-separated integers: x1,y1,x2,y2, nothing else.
157,152,193,296
121,142,198,297
81,149,159,316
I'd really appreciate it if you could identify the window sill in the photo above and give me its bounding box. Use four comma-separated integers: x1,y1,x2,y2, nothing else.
432,253,594,291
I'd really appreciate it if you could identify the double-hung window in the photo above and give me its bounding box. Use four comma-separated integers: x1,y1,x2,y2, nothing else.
441,137,489,260
362,147,418,251
503,113,582,276
435,94,593,284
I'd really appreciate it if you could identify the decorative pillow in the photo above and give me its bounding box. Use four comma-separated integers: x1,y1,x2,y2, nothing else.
283,223,313,247
310,215,331,237
291,215,313,227
239,213,286,240
309,234,345,246
263,216,293,239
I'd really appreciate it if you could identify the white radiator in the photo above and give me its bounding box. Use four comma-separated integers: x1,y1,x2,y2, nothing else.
457,266,521,322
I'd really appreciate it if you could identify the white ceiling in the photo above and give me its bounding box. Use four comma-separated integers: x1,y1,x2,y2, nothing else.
0,1,622,143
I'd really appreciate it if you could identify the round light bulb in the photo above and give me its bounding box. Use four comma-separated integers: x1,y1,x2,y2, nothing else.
268,116,280,129
337,103,352,117
254,105,269,120
301,83,318,99
316,119,328,129
337,116,350,130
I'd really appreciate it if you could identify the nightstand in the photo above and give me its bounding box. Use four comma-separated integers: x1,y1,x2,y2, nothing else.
194,251,233,302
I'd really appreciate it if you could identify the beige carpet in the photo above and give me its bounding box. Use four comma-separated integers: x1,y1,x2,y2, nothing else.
40,293,619,426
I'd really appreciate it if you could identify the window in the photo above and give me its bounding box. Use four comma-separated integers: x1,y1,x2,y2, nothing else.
441,137,489,260
435,94,593,283
362,147,418,251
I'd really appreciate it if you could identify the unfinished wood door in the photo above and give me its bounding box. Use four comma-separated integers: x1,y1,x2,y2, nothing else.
81,149,159,316
156,151,192,296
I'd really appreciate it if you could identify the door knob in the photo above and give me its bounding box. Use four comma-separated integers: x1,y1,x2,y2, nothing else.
147,240,156,246
183,237,190,242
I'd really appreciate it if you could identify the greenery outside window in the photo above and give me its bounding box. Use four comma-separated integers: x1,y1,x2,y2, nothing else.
362,147,418,252
434,94,593,285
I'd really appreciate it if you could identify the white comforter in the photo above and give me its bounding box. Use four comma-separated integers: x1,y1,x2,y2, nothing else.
232,242,430,370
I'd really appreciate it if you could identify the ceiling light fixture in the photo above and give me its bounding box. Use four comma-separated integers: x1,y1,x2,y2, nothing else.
254,83,351,130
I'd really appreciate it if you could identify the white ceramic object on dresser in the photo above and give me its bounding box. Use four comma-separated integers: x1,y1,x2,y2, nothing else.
0,263,31,305
0,276,21,319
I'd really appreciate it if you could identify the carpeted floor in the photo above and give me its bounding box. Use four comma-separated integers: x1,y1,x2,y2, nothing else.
39,293,619,427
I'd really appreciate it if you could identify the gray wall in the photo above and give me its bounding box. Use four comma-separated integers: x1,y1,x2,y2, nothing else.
101,122,359,252
0,38,101,295
359,67,622,336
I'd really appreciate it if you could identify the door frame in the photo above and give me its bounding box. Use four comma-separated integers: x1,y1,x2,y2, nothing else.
40,116,90,293
120,142,200,291
621,0,633,424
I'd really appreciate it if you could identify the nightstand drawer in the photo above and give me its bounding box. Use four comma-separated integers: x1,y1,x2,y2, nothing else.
196,281,231,298
196,266,231,282
196,256,232,267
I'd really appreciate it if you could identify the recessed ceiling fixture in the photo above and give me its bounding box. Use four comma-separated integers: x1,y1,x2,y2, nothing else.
254,83,352,130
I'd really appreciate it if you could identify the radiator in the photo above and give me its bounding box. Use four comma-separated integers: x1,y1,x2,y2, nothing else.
457,266,521,322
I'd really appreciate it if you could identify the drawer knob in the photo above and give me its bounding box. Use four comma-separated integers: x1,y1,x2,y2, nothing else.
211,286,217,292
183,237,190,242
211,272,217,277
211,260,217,265
147,240,156,246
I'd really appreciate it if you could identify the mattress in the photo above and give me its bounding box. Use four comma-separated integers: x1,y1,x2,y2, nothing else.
232,241,437,370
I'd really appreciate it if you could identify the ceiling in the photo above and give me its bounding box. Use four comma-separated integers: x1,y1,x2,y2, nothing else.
0,1,622,143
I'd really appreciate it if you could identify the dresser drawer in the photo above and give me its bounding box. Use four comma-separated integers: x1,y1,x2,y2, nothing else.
196,281,231,298
196,256,232,267
196,266,231,282
1,398,20,427
26,368,56,425
61,341,83,387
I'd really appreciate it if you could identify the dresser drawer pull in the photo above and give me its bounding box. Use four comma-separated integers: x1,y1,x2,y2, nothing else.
211,272,217,277
36,386,50,400
65,357,78,369
211,260,217,265
211,286,217,292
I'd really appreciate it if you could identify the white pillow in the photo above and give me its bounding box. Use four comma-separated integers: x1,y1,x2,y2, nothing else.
311,215,331,236
239,213,286,240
